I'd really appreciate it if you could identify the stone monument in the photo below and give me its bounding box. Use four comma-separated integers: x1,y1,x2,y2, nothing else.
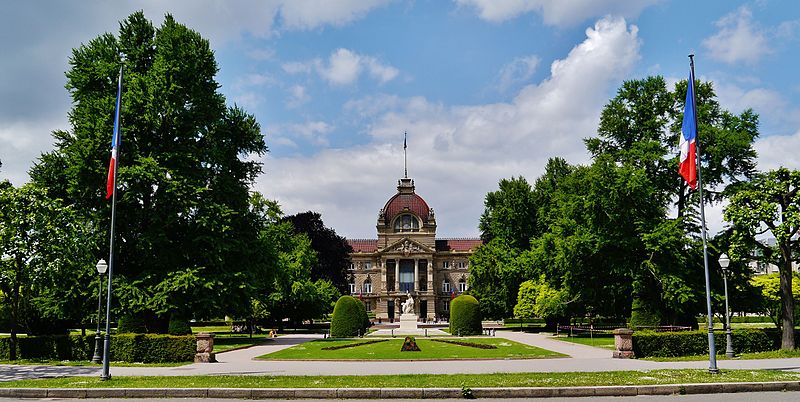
399,293,418,331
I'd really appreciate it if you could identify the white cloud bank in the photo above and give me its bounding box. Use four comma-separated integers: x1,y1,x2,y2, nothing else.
258,16,641,237
283,48,400,86
702,6,771,65
455,0,659,26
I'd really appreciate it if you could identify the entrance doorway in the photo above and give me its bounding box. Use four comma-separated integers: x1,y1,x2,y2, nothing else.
420,300,427,322
387,300,395,322
399,260,414,292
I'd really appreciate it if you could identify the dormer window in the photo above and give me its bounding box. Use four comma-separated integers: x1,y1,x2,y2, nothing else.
393,214,419,232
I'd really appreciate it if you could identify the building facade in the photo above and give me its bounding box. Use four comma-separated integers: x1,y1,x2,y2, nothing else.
346,177,482,322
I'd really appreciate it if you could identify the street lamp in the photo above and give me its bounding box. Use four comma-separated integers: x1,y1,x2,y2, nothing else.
718,253,734,358
91,259,108,363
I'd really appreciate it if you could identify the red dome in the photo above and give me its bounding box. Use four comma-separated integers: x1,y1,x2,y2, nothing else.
383,193,430,224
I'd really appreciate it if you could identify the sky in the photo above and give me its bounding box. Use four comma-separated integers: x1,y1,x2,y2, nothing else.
1,0,799,239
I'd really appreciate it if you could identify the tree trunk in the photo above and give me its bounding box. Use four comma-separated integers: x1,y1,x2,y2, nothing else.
779,245,795,350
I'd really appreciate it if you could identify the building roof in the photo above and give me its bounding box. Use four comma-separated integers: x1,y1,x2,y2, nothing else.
435,238,484,252
346,238,483,254
383,193,431,224
348,239,378,253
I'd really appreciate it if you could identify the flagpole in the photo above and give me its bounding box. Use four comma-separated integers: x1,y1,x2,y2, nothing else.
101,65,123,381
689,54,718,374
404,131,408,178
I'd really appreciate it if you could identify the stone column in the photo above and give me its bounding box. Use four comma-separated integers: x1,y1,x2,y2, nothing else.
195,332,216,363
613,328,635,358
380,259,387,291
394,259,400,292
414,258,419,291
427,258,433,293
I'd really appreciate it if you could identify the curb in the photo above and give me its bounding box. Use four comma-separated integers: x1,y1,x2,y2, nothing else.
0,381,799,399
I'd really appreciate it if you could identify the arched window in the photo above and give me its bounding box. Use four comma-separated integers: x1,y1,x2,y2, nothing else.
393,214,419,232
364,278,372,294
442,280,451,293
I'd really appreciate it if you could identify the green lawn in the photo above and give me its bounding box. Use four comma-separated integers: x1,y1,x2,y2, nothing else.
0,359,185,367
189,325,271,353
552,335,615,350
258,337,564,360
3,370,800,389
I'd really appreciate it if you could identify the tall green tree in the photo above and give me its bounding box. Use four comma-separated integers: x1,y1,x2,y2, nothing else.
467,238,526,319
282,211,352,291
30,12,267,331
0,185,94,359
725,168,800,350
479,176,538,250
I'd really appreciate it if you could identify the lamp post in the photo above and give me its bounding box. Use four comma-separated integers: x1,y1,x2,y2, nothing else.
718,253,734,358
91,259,108,363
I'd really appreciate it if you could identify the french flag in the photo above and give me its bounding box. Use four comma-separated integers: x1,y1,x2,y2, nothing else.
679,68,697,190
106,67,123,200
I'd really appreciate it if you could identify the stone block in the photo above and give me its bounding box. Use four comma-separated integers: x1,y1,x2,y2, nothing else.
337,388,381,398
251,388,295,399
422,388,459,398
168,388,208,398
125,388,167,398
381,388,423,399
46,388,87,398
294,388,337,398
207,388,251,398
682,383,723,394
636,384,683,395
85,388,126,398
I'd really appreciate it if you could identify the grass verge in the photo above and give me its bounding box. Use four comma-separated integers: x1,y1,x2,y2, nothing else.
0,359,186,367
552,335,615,350
645,349,800,361
257,337,563,360
2,369,799,389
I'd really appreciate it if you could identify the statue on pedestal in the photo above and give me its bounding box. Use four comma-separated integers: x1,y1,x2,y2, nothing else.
402,293,415,315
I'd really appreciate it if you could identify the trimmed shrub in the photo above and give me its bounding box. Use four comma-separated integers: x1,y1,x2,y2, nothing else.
168,318,192,335
330,296,368,338
0,334,194,362
632,328,786,358
450,295,482,336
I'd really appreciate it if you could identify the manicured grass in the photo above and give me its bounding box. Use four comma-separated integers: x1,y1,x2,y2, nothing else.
645,348,800,362
211,334,271,353
258,337,564,360
552,335,615,350
2,370,800,389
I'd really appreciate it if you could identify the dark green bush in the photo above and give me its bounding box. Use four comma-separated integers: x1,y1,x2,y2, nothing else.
117,315,147,333
632,328,786,358
330,296,368,338
168,318,192,335
450,295,482,336
0,334,194,362
629,298,661,328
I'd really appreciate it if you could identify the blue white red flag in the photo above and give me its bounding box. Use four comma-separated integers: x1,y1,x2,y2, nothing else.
679,68,697,189
450,287,456,300
106,67,123,199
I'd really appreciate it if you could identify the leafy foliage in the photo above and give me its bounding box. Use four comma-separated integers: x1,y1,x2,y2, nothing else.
29,12,268,329
282,211,352,291
330,296,368,338
449,295,482,336
726,168,800,349
513,276,568,320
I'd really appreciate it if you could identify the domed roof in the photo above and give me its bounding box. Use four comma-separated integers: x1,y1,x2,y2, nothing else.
383,193,431,223
382,178,431,224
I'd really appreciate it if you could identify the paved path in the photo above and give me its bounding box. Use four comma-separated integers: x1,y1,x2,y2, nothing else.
3,332,800,381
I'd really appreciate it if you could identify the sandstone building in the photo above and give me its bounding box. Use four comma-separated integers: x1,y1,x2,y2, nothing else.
346,177,482,322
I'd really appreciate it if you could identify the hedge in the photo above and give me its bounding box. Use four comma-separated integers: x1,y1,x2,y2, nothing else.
0,334,195,362
632,328,789,358
450,295,482,336
330,296,368,338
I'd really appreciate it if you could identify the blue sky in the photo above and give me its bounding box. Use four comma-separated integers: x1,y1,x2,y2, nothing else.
1,1,799,238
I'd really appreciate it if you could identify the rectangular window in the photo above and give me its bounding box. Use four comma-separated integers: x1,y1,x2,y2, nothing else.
456,261,468,269
365,301,372,312
364,282,372,293
442,261,450,269
364,261,372,269
458,281,467,293
349,263,355,270
442,281,451,293
443,301,449,312
349,283,356,294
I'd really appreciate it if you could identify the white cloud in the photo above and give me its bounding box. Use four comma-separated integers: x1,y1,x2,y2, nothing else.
702,6,771,65
257,16,641,237
755,130,800,172
455,0,659,27
278,121,335,146
0,118,65,186
286,48,400,86
287,85,310,108
277,0,392,30
496,55,540,92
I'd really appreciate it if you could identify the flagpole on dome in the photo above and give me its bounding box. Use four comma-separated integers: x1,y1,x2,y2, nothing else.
101,64,123,381
403,131,408,178
683,54,718,374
